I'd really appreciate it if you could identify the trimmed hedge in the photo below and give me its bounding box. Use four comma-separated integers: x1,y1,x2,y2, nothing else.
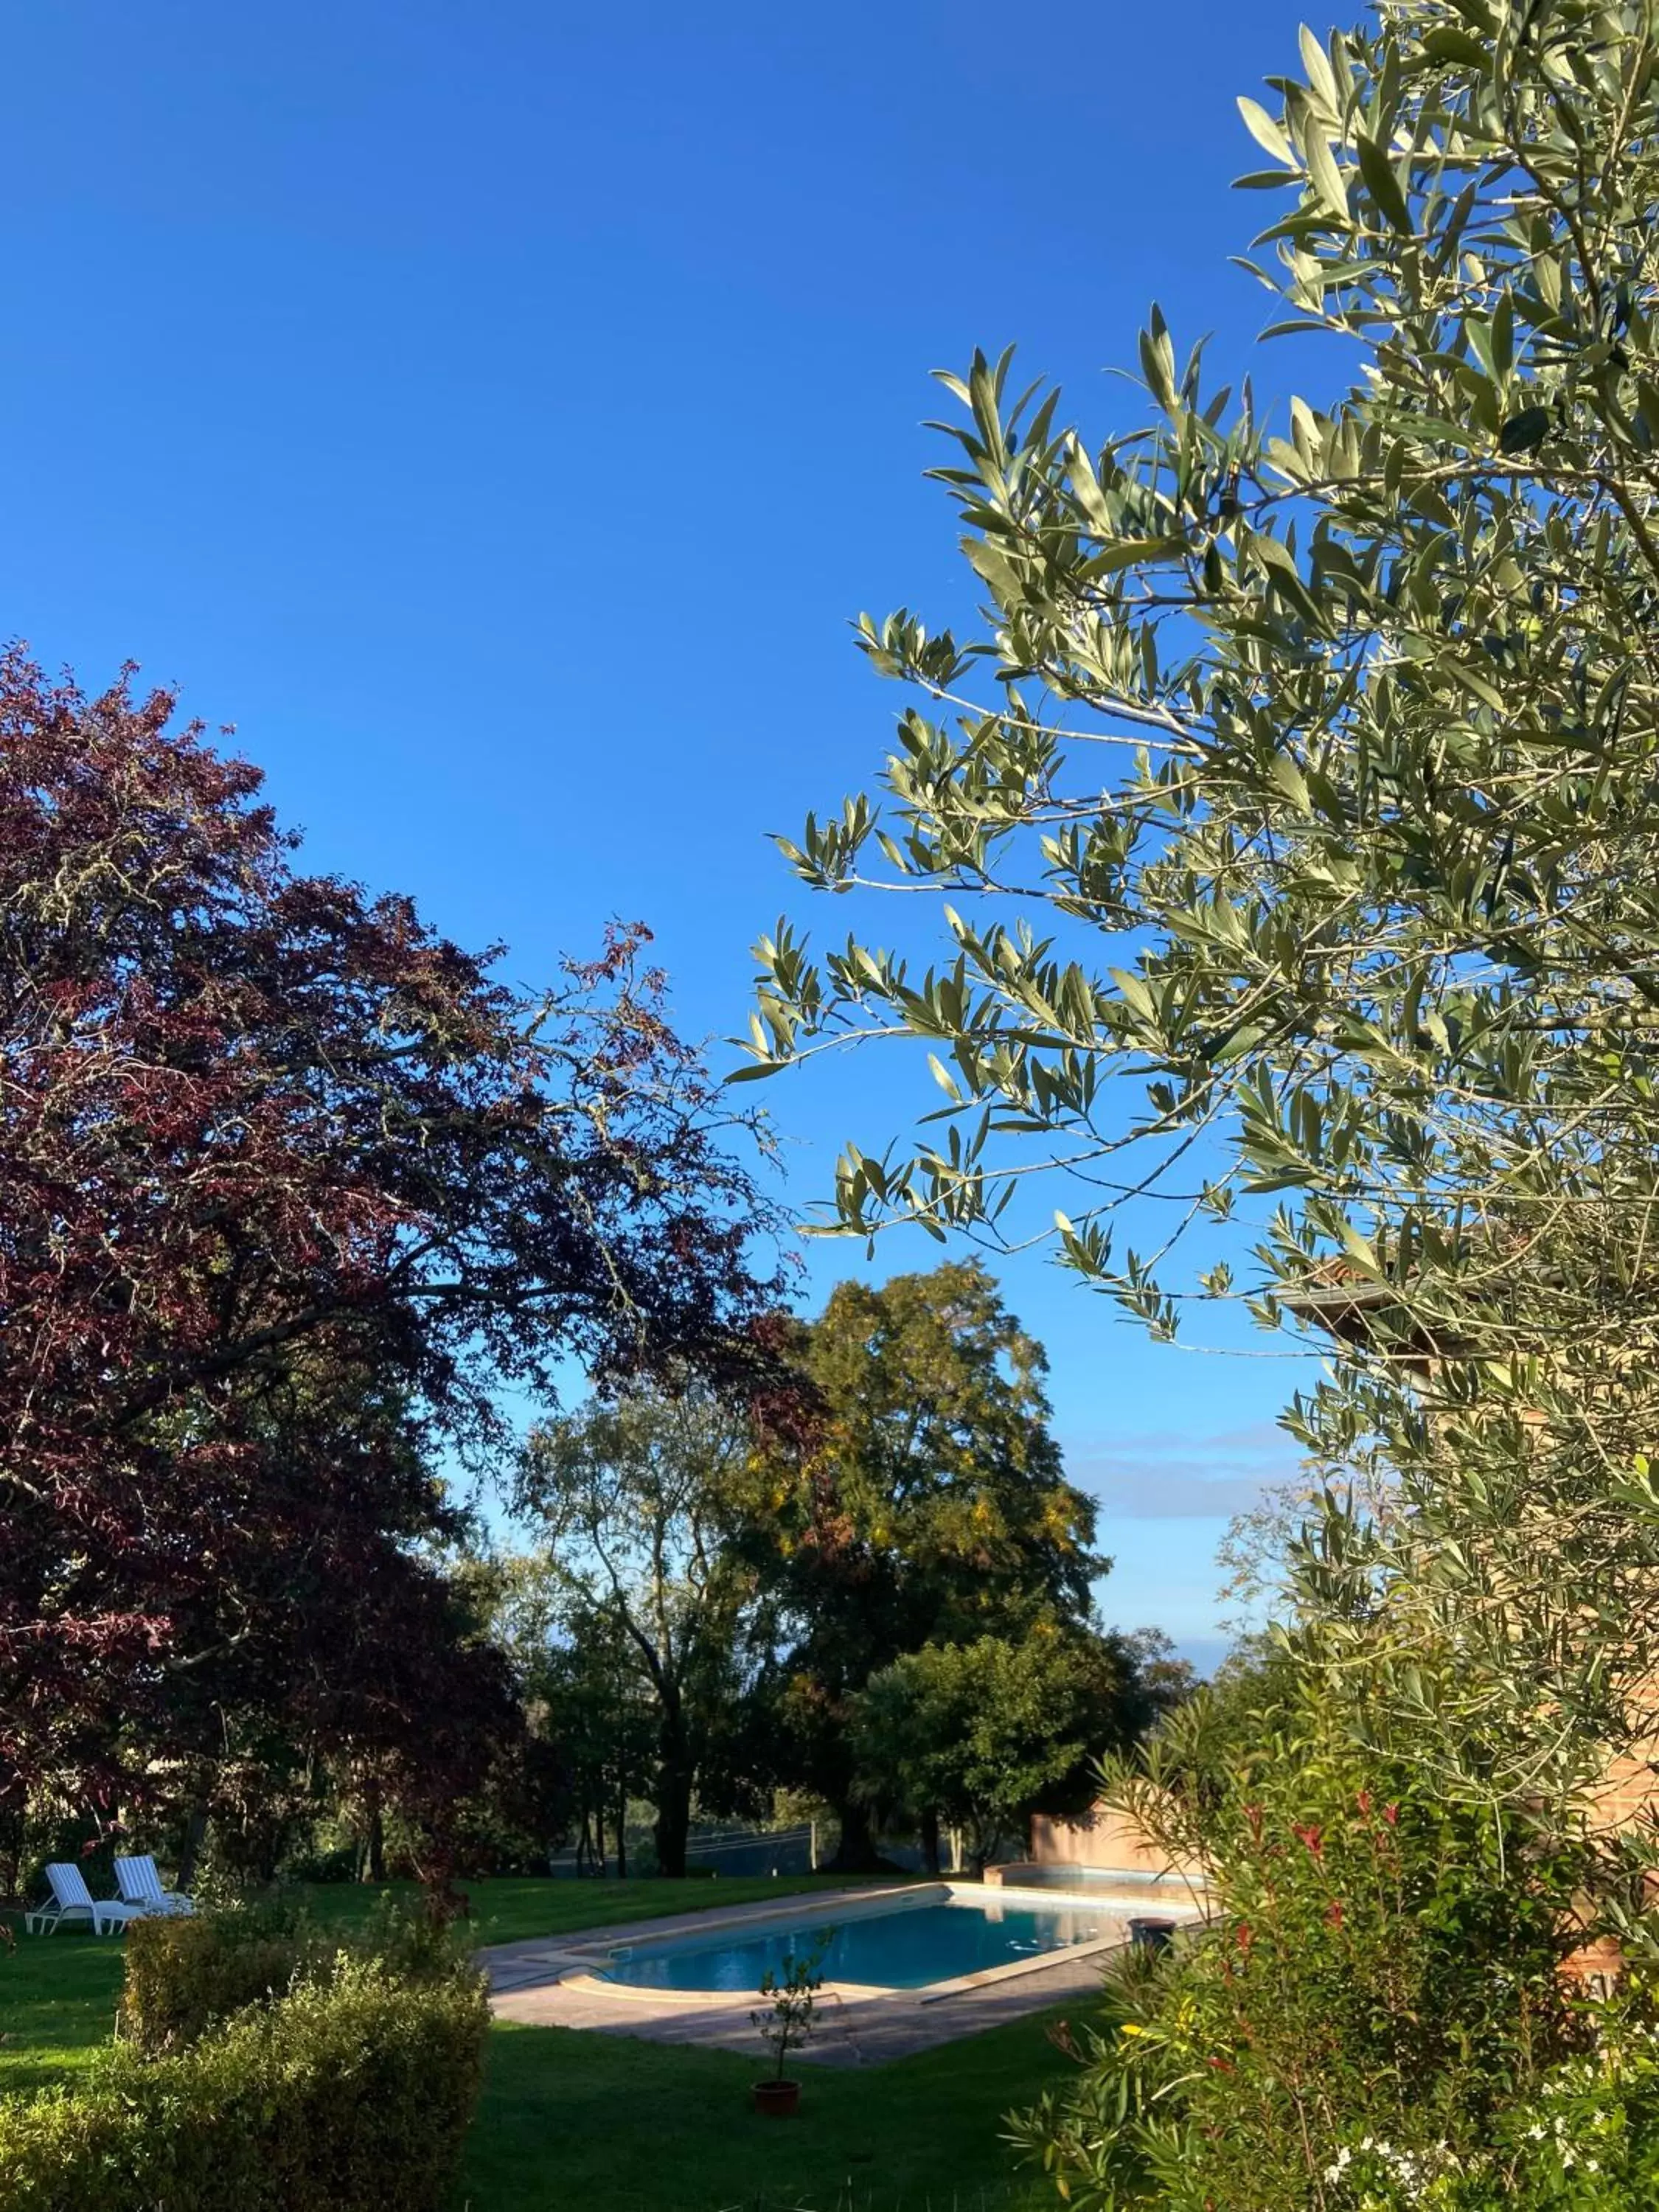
119,1898,312,2052
119,1892,467,2053
0,1958,490,2211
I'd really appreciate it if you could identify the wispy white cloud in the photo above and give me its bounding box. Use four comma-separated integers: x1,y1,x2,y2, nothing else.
1063,1420,1299,1521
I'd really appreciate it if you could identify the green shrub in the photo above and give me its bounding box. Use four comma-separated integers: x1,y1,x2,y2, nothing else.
1304,1975,1659,2209
1009,1695,1606,2211
119,1891,467,2054
0,1955,489,2212
119,1896,312,2052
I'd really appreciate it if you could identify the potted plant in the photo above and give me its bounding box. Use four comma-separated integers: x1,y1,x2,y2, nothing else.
1127,1916,1178,1955
749,1937,830,2115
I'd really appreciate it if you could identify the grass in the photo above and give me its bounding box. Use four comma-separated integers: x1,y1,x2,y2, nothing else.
306,1871,894,1949
0,1933,127,2096
0,1876,1070,2211
461,2010,1066,2212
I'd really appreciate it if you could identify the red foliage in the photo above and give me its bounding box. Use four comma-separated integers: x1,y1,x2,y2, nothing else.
0,650,782,1820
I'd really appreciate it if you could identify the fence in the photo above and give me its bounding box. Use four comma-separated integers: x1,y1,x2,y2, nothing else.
591,2189,1029,2212
549,1820,822,1880
681,1821,819,1877
547,1821,984,1880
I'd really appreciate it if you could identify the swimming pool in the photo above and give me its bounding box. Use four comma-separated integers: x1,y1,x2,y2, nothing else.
599,1888,1108,1992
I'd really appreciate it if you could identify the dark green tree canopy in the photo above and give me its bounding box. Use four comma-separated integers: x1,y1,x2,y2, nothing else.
849,1629,1156,1870
746,1259,1102,1672
737,1261,1105,1856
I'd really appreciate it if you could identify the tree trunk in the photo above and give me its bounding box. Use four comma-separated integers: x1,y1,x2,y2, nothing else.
653,1694,694,1878
0,1768,25,1902
176,1803,210,1893
827,1795,884,1871
255,1820,287,1885
920,1806,942,1877
654,1759,692,1878
365,1803,386,1885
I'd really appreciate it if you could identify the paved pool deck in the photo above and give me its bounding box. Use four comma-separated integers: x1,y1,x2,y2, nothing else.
482,1882,1207,2066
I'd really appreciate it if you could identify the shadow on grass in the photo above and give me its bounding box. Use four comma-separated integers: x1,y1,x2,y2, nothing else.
455,2008,1069,2212
1,1884,1073,2212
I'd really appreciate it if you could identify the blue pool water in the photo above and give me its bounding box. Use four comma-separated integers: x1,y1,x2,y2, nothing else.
599,1894,1105,1992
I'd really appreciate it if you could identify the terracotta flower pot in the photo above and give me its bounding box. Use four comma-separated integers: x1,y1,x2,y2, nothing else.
752,2078,801,2117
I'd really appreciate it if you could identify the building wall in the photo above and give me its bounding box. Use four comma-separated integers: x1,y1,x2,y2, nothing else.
1029,1805,1200,1880
1591,1739,1659,1835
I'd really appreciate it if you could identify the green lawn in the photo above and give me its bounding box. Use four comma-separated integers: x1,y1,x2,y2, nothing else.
307,1871,892,1948
0,1933,127,2097
0,1877,1068,2211
464,2008,1065,2212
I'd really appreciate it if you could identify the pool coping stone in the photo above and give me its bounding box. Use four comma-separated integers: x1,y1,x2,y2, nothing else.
480,1878,1208,2066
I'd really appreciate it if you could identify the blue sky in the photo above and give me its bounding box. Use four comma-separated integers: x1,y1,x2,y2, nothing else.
4,0,1336,1667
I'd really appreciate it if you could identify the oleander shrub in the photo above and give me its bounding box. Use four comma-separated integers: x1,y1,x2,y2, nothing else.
1310,1985,1659,2208
1008,1690,1610,2212
0,1955,489,2212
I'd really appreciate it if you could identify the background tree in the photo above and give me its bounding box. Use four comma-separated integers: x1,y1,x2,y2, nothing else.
745,0,1659,1854
523,1596,657,1876
1119,1626,1200,1716
119,1372,520,1889
0,650,780,1867
849,1629,1156,1871
516,1384,764,1878
469,1562,653,1877
740,1262,1105,1868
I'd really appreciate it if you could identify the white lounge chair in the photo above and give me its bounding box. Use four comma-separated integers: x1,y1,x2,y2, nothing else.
24,1861,147,1935
114,1854,195,1917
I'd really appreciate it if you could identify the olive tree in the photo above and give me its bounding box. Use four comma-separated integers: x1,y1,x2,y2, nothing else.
745,0,1659,1841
